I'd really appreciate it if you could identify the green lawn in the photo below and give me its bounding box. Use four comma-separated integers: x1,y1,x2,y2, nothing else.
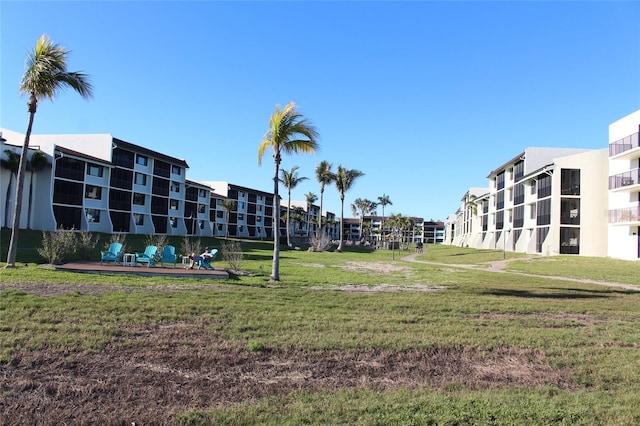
1,230,640,424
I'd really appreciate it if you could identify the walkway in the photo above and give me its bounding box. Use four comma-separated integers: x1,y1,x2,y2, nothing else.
401,253,640,292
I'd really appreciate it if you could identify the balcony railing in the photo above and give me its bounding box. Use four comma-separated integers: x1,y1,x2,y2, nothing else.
609,168,640,190
609,132,639,157
608,206,640,224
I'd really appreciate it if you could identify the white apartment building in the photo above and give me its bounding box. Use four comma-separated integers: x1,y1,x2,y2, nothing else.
447,146,610,257
607,110,640,260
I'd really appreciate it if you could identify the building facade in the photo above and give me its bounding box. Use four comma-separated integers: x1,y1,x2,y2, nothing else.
607,110,640,260
445,109,640,261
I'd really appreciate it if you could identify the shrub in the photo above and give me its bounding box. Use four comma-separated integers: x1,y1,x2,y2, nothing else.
181,237,201,258
37,227,78,264
309,230,332,252
221,240,244,272
76,230,99,260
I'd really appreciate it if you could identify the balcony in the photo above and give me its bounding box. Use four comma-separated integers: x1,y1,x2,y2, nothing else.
609,169,640,192
609,132,639,160
609,206,640,225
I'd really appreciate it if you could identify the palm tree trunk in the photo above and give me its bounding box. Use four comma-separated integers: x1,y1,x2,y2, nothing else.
271,157,281,281
286,188,291,248
337,195,345,252
6,96,37,267
319,188,324,234
27,170,34,229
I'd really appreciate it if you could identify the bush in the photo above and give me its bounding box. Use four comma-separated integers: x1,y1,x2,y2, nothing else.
76,230,99,260
37,227,78,264
309,230,332,252
221,240,244,272
181,237,201,259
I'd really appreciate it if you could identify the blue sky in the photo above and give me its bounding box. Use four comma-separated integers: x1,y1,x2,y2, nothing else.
2,1,639,222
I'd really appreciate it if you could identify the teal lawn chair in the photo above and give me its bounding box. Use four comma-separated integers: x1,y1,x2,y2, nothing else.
159,245,178,268
100,242,123,265
135,245,158,268
197,249,218,270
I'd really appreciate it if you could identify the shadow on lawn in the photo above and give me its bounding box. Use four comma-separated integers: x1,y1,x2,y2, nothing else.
481,289,611,299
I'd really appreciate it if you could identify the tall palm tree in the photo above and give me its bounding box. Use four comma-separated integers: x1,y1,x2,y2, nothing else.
377,193,392,238
350,197,377,242
221,199,236,239
1,149,20,229
258,101,319,281
26,150,49,229
334,165,364,252
279,165,308,248
315,160,334,233
304,191,317,237
6,35,93,268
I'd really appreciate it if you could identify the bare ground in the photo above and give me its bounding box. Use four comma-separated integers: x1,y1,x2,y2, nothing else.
0,320,573,426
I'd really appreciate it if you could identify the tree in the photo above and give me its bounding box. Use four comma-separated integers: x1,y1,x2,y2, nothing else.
279,165,308,248
1,149,20,229
315,160,334,233
5,35,93,268
221,199,236,239
350,198,377,242
258,101,319,281
27,150,49,229
304,191,317,237
377,193,392,238
334,165,364,252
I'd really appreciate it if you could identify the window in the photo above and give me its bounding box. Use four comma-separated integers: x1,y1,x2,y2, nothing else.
171,181,180,192
199,189,207,198
87,164,103,178
55,157,85,181
198,203,206,214
133,193,146,206
171,165,181,175
538,174,552,198
112,148,134,168
170,199,180,210
560,198,580,225
85,185,102,200
110,168,133,190
560,227,580,254
136,154,148,166
238,214,244,221
53,180,83,205
496,171,505,190
134,213,144,226
135,172,147,186
561,169,580,195
530,180,537,195
108,189,132,211
537,198,551,226
153,160,170,178
170,217,178,228
85,208,100,223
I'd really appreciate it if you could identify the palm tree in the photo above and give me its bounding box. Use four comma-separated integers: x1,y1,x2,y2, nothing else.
26,150,49,229
304,191,317,237
315,160,334,233
6,35,93,268
1,149,20,229
258,101,319,281
279,166,308,248
377,193,392,238
351,197,377,242
334,165,364,252
221,199,236,239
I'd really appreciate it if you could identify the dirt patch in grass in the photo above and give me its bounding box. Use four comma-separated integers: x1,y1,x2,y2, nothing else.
313,284,446,293
1,322,574,425
339,261,411,274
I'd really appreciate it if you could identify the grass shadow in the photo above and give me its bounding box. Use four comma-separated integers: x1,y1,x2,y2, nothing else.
481,289,610,299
